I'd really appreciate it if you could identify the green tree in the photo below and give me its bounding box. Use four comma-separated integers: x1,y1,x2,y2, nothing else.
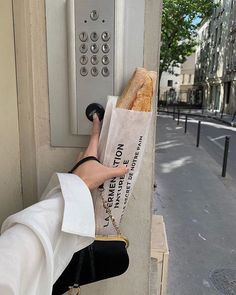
160,0,216,78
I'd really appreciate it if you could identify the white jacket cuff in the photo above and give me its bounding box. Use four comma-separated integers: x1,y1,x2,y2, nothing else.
56,173,95,238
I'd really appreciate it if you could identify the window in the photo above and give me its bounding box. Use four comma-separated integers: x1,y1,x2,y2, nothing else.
189,74,192,84
208,21,211,38
211,53,215,73
218,23,223,45
182,74,185,84
215,52,219,71
167,80,173,87
214,27,218,47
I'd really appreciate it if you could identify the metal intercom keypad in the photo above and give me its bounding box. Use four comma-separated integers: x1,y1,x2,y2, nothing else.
78,28,111,77
67,0,115,135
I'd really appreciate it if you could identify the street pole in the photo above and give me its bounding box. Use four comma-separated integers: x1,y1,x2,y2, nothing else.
196,121,201,148
185,115,188,134
177,109,180,125
222,136,230,177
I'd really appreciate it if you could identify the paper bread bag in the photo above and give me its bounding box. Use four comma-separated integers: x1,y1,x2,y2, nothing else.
93,68,157,235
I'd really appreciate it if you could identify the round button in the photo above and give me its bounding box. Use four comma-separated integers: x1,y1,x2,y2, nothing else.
102,55,109,65
79,43,88,54
91,55,99,65
102,43,110,53
102,67,110,77
86,103,105,122
101,32,110,42
79,32,88,42
90,10,99,21
91,43,99,54
91,67,99,77
90,32,99,42
80,55,88,65
80,67,88,76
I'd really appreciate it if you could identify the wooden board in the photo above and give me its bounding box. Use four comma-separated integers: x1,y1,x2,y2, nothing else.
151,215,169,295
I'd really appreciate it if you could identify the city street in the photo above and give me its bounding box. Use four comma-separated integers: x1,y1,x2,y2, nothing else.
154,115,236,295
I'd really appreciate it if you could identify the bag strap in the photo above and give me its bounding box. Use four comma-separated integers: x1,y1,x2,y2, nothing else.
98,186,121,235
67,157,122,293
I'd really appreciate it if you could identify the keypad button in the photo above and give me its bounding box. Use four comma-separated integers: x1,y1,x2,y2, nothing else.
80,67,88,76
90,10,99,21
79,32,88,42
79,43,88,54
90,32,99,42
80,55,88,65
91,67,99,77
90,43,99,54
102,43,110,53
91,55,99,65
102,67,110,77
102,55,109,65
101,32,110,42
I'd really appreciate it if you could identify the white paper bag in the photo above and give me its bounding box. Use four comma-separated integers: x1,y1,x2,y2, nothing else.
93,96,152,235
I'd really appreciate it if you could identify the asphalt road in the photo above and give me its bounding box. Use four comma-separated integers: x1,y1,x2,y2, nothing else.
182,116,236,182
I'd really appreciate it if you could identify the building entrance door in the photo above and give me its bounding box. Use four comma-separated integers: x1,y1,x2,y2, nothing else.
214,85,220,111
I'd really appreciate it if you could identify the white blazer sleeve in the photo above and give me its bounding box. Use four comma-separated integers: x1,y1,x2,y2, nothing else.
0,173,95,295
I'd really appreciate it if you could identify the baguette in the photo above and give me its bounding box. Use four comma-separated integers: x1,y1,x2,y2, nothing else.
116,68,148,109
148,71,157,98
116,68,157,112
131,75,153,112
134,71,157,112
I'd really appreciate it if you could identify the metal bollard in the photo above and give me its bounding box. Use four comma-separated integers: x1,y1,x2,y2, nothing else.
196,121,201,147
177,109,180,125
222,136,230,177
232,111,236,122
185,115,188,134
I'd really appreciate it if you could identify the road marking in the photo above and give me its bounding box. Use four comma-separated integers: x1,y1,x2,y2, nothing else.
156,140,178,146
156,143,184,150
207,136,224,150
198,233,207,241
210,135,228,141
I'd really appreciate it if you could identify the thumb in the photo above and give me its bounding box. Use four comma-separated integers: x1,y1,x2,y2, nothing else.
104,165,129,180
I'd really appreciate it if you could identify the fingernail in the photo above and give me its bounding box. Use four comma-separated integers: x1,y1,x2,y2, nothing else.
93,113,98,120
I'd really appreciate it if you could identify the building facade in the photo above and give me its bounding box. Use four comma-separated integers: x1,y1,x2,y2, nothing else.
179,53,196,104
195,0,236,114
159,66,181,104
159,53,196,105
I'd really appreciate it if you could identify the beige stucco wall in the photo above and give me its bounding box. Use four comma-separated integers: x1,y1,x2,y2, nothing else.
13,0,162,293
0,0,23,225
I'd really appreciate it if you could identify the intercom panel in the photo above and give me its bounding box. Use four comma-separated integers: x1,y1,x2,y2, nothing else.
46,0,145,147
68,0,115,135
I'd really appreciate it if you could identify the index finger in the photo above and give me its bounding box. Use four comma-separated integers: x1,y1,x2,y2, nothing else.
85,113,101,156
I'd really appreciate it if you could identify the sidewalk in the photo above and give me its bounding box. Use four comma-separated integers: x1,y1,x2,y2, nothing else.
154,115,236,295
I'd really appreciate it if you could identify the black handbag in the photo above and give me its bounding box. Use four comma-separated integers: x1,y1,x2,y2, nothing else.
52,156,129,295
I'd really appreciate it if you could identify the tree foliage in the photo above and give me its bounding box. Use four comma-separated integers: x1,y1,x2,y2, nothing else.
160,0,216,77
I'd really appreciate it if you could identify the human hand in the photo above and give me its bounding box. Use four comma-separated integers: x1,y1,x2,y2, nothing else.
72,114,129,190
